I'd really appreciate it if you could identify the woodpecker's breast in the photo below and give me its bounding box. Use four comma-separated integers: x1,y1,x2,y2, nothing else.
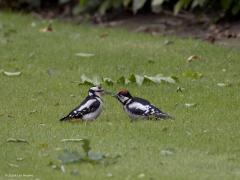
82,97,103,120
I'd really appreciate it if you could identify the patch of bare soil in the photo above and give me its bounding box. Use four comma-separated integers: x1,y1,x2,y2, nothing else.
32,9,240,48
101,11,240,47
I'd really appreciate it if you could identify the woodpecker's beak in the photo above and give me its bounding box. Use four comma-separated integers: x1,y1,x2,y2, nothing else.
99,89,105,96
95,89,105,96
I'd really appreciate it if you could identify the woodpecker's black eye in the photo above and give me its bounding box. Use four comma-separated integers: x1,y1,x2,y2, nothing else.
96,87,104,92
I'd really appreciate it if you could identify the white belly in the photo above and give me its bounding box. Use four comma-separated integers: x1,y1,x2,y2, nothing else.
82,103,103,120
123,106,144,119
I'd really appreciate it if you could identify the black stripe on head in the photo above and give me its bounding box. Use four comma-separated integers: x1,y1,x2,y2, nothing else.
88,86,104,96
117,89,132,98
116,89,132,104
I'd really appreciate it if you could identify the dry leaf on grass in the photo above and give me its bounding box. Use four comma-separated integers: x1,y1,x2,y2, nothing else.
75,53,95,57
187,55,201,63
39,24,53,32
3,71,21,77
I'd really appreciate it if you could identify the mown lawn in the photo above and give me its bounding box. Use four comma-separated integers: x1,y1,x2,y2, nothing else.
0,12,240,180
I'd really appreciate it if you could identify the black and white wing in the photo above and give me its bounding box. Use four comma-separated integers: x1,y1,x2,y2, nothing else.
127,97,172,119
60,96,100,121
125,97,151,116
146,104,172,119
133,97,151,105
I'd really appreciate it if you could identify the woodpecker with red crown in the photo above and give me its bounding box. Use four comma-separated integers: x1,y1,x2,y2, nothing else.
113,89,173,120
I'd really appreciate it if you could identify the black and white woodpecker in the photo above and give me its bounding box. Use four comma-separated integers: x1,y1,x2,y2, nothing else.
113,89,173,120
60,86,104,121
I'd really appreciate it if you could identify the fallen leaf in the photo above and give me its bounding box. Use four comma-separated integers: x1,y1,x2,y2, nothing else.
138,173,145,178
107,172,113,177
182,71,203,79
161,148,176,156
99,32,109,38
116,76,125,84
203,129,208,133
143,74,176,84
164,40,174,45
185,130,192,136
29,110,37,114
58,139,120,166
171,75,179,82
79,74,100,86
61,138,85,142
55,147,62,151
48,161,61,171
117,76,130,85
81,138,91,155
3,71,21,77
60,165,65,173
8,163,19,168
187,55,201,63
77,74,175,87
39,24,53,32
7,138,29,144
16,157,24,161
51,164,59,170
102,77,115,86
129,74,144,86
58,150,82,164
88,151,105,161
185,103,197,108
75,52,95,57
31,22,36,27
176,86,184,92
217,82,231,87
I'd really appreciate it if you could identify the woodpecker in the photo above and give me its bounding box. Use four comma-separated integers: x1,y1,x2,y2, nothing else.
113,89,173,120
60,86,104,121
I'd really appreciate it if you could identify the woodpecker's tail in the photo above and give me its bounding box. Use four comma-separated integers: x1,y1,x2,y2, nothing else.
59,116,70,121
155,113,174,120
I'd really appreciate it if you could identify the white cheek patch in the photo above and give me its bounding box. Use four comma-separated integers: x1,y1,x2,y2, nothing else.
88,92,93,96
119,96,129,103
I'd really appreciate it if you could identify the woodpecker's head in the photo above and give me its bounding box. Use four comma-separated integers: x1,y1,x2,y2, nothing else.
114,89,132,104
88,86,104,97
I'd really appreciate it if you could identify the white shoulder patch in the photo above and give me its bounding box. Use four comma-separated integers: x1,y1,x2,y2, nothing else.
77,99,96,111
95,97,103,103
128,102,148,111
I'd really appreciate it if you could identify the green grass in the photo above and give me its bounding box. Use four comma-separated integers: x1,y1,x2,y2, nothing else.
1,12,240,180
